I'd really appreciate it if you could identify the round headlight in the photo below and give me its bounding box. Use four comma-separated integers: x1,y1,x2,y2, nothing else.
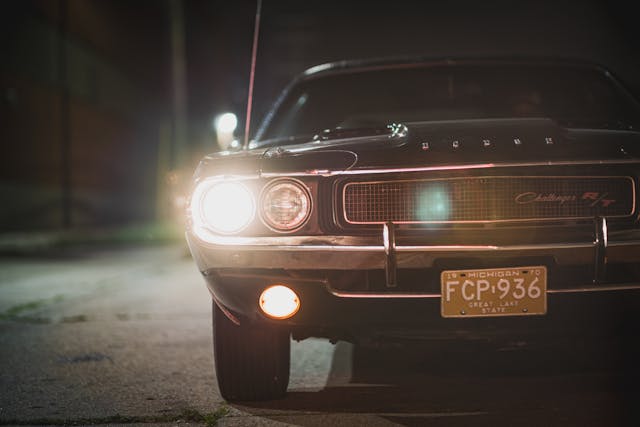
260,179,311,232
191,180,255,235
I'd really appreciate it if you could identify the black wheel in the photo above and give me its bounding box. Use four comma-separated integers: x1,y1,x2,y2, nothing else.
212,301,290,401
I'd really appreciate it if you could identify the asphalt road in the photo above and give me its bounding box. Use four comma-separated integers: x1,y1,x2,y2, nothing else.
0,244,638,426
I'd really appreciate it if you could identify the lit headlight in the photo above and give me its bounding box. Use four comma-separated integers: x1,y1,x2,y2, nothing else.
260,179,311,232
190,180,255,235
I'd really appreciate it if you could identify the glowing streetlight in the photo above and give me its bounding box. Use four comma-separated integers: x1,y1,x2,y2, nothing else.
214,112,237,133
213,112,238,150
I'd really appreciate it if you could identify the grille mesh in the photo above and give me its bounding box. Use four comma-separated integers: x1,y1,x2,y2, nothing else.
343,176,635,224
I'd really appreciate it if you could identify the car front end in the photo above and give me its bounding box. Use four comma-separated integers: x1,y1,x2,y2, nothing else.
186,59,640,401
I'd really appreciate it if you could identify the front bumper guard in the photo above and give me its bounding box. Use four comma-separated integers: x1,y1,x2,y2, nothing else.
187,217,640,294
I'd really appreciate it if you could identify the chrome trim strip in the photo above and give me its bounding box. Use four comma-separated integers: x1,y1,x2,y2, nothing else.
214,272,328,284
259,159,640,178
329,290,441,298
342,176,636,224
593,217,608,284
196,232,600,252
194,229,607,251
329,283,640,299
383,222,397,287
192,228,640,253
206,269,640,296
607,240,640,247
261,163,496,177
395,243,595,252
547,284,640,294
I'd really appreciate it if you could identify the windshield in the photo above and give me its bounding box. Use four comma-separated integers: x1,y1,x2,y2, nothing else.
257,63,640,143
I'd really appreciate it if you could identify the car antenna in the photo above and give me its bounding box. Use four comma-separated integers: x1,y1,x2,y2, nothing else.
243,0,262,149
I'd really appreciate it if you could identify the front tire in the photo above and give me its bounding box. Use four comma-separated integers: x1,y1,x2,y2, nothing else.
212,301,290,401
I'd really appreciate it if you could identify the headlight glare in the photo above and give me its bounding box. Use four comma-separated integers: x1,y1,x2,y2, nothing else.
191,180,255,236
260,179,311,232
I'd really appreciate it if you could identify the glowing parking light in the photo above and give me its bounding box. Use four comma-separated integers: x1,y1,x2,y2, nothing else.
259,285,300,319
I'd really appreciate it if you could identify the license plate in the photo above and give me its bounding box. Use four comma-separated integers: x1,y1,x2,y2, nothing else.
440,266,547,318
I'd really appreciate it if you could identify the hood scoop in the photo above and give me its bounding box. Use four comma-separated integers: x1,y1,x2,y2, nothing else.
311,122,407,141
260,149,358,175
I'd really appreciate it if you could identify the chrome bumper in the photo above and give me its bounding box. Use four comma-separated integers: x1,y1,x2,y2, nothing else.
187,218,640,323
186,223,640,273
187,217,640,307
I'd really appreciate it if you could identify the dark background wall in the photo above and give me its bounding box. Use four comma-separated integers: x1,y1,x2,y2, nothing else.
2,0,639,231
1,0,171,230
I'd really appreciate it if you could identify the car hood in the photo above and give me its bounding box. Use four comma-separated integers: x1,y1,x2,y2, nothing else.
195,118,640,178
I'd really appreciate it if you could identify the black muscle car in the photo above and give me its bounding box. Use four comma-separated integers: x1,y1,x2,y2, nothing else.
186,58,640,401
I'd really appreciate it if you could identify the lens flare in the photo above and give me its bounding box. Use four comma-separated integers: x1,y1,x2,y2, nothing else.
417,185,451,222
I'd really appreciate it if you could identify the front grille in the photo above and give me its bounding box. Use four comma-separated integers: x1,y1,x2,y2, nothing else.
342,176,635,224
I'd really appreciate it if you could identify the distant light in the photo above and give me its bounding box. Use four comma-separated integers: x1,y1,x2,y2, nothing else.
214,112,238,134
230,139,240,149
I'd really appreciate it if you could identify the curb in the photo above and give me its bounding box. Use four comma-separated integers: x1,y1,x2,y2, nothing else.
0,223,184,255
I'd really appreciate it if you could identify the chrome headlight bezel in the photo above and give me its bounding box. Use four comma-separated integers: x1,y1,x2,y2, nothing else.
259,178,313,233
